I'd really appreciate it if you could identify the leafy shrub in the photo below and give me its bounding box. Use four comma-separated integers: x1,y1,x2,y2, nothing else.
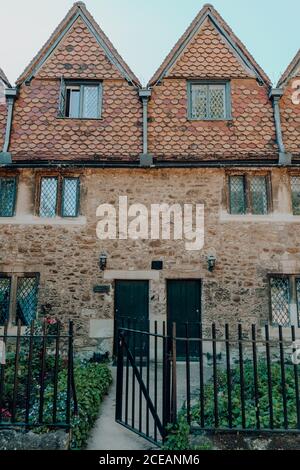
163,415,211,451
191,360,300,429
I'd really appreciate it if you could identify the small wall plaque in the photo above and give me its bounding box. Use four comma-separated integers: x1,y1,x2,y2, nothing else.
93,285,110,294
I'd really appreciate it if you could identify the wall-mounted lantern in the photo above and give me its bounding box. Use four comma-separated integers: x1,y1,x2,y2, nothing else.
207,254,216,272
99,252,108,271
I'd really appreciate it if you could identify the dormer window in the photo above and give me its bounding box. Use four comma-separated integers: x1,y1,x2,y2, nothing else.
188,81,231,120
59,80,102,119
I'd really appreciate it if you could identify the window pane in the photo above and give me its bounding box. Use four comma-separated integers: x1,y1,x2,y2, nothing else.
209,84,226,119
82,86,99,118
0,277,11,325
291,176,300,215
250,176,268,215
191,85,208,119
229,176,246,214
270,277,290,326
16,276,38,326
39,177,58,218
0,178,16,217
62,178,79,217
68,89,80,118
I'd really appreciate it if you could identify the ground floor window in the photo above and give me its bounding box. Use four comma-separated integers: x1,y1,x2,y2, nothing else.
0,273,39,326
269,274,300,326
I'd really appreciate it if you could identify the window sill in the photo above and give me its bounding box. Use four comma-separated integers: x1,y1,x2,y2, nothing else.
56,116,102,121
263,325,300,340
0,215,87,226
220,211,300,223
0,325,27,335
188,118,233,122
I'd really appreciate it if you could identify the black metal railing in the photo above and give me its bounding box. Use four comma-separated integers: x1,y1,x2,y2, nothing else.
116,321,300,446
0,320,77,430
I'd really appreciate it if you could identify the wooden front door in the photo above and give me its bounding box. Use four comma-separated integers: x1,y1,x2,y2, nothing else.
167,279,201,358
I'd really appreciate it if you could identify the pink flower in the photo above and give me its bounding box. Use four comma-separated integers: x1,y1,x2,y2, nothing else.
0,408,11,418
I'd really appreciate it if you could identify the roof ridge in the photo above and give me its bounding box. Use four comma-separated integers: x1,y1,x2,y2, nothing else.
278,49,300,88
16,2,141,86
148,4,270,86
0,67,11,87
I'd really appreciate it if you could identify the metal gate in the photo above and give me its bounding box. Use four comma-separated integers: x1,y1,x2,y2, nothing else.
116,321,300,447
115,323,175,446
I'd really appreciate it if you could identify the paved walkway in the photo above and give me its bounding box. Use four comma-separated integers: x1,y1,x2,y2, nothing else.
87,367,154,450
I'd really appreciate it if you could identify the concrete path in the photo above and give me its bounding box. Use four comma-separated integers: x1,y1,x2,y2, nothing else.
87,367,154,450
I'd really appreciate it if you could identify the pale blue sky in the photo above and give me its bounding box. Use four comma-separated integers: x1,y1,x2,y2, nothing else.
1,0,299,86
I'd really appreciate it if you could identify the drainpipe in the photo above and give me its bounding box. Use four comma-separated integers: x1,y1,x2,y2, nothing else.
269,88,292,166
138,88,153,167
0,87,18,164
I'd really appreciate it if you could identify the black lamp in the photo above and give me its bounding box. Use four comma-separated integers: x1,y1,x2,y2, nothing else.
207,254,216,272
99,252,107,271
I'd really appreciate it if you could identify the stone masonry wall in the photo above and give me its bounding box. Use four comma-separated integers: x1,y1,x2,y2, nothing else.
0,167,298,353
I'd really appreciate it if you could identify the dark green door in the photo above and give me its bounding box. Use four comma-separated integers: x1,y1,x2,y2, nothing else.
114,280,149,355
167,280,201,359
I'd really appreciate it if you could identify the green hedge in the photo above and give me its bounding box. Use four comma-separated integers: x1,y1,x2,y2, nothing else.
71,362,112,449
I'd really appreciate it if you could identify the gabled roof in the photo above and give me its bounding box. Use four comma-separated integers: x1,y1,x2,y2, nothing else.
16,2,141,87
0,68,11,87
278,49,300,88
148,3,270,86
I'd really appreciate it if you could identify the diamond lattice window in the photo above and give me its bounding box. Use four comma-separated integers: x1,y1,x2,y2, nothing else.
229,176,246,214
39,177,58,217
0,177,17,217
250,176,268,215
270,277,290,326
62,178,80,217
16,276,38,326
190,83,229,120
291,176,300,215
39,176,80,218
0,274,38,326
228,174,270,215
0,277,11,325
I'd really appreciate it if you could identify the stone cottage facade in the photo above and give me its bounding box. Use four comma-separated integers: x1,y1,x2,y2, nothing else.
0,2,300,353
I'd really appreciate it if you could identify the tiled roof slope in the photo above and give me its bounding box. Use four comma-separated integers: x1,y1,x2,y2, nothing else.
149,4,270,86
278,49,300,88
16,2,140,86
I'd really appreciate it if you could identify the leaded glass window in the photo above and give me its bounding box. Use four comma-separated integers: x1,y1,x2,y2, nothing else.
39,177,58,217
229,176,246,215
250,176,268,215
39,176,80,218
270,277,290,326
291,176,300,215
62,81,101,119
0,177,17,217
189,82,230,120
62,178,80,217
228,174,270,215
0,277,11,325
16,276,38,326
0,274,38,326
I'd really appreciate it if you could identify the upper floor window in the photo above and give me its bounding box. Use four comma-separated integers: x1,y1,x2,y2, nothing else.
188,81,231,120
59,80,102,119
0,177,17,217
0,273,39,326
269,275,300,327
38,176,80,218
291,176,300,215
228,174,270,215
